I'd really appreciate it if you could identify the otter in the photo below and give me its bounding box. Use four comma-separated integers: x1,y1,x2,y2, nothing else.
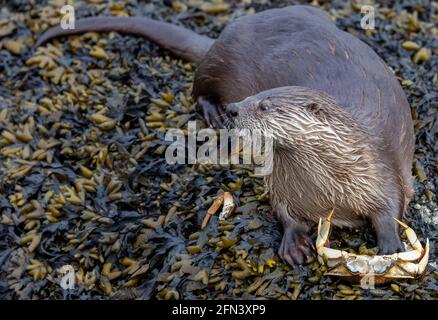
36,5,415,265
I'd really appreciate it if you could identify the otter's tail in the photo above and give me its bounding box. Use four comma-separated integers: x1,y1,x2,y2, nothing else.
35,16,215,63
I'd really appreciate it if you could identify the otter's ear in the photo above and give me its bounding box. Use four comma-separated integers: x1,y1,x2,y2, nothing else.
306,102,323,116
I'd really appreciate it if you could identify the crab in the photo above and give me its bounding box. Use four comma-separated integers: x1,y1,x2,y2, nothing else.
316,209,430,284
201,191,236,229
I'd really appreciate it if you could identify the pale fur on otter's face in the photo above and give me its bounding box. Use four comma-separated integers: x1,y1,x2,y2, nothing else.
227,86,398,227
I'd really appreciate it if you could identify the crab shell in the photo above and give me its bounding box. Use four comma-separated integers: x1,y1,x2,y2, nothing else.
316,209,430,284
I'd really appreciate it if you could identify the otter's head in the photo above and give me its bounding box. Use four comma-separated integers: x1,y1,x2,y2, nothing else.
225,86,361,148
225,87,388,216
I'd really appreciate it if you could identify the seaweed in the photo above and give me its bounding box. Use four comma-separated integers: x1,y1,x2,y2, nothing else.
0,0,436,300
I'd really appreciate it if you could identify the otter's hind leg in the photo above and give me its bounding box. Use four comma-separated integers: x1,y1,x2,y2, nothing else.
197,96,225,128
275,203,315,265
370,209,404,254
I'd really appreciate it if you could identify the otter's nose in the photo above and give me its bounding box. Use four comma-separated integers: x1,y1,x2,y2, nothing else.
226,103,239,118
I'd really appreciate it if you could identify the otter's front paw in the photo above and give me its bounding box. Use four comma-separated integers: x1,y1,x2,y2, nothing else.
278,228,315,266
197,97,225,129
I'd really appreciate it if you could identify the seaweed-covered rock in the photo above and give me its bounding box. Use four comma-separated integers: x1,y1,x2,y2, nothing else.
0,0,436,300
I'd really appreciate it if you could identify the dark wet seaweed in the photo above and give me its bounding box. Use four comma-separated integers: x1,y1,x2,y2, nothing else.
0,0,436,300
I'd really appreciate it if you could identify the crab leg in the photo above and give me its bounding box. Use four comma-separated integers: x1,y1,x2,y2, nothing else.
201,193,224,229
394,238,430,277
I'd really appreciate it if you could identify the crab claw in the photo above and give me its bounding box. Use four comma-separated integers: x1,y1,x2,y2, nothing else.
392,217,424,261
316,208,334,250
201,192,236,229
219,192,236,221
418,238,430,274
316,209,344,266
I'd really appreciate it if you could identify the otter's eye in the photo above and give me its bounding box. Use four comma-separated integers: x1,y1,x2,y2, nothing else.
259,102,269,111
